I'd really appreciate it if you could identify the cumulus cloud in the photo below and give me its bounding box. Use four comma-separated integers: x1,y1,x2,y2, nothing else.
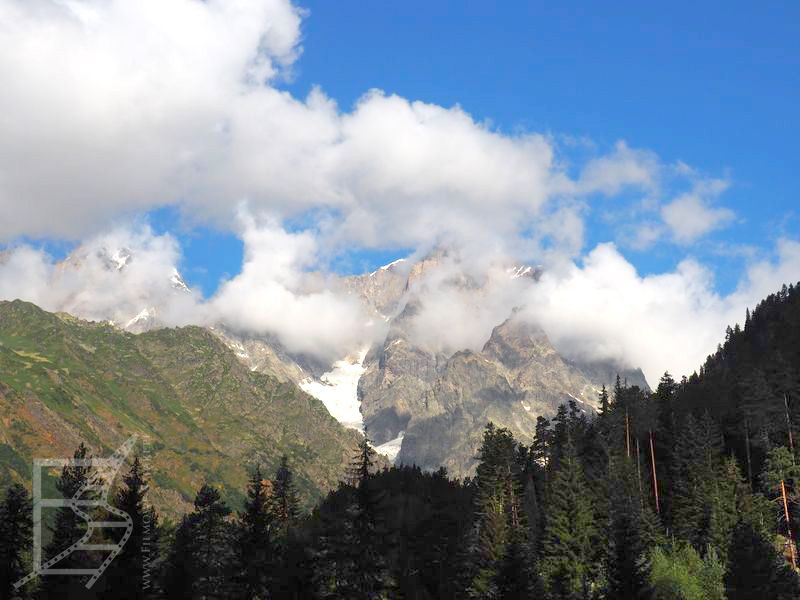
209,215,375,362
0,225,204,326
518,240,800,382
660,178,734,244
0,0,668,257
0,0,781,382
401,255,532,356
574,141,660,196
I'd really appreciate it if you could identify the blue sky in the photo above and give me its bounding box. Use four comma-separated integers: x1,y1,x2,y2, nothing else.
272,1,797,290
2,0,799,376
2,1,798,298
137,0,800,296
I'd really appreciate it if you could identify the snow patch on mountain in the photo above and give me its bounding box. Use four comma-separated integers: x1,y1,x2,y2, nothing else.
375,432,405,464
370,258,406,276
125,307,153,329
299,348,369,431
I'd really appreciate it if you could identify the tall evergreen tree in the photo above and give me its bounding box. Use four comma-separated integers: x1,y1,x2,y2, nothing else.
316,436,393,599
38,443,99,599
726,520,800,600
0,484,33,600
162,514,193,600
271,455,300,536
101,455,155,600
540,434,595,599
190,485,234,600
607,456,654,600
236,466,272,600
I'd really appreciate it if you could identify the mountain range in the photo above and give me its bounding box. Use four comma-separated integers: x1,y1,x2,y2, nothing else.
0,245,650,512
0,300,361,516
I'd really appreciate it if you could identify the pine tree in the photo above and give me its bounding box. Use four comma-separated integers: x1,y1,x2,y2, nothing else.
726,520,800,600
671,413,724,550
38,443,99,599
706,456,745,565
236,466,272,600
598,385,609,420
463,424,525,598
190,485,234,600
653,372,677,525
162,514,193,600
162,484,235,600
100,455,154,600
271,455,300,535
540,434,595,599
316,436,393,599
0,484,33,600
607,456,652,600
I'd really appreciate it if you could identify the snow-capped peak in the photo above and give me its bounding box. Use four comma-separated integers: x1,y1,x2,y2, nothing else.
509,265,532,279
108,247,132,271
170,269,190,293
125,307,153,330
370,258,406,276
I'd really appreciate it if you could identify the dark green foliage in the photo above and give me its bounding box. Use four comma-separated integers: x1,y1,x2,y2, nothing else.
100,455,158,600
726,520,800,599
38,443,99,599
315,437,393,599
163,484,235,600
540,434,596,598
0,483,32,599
235,466,272,600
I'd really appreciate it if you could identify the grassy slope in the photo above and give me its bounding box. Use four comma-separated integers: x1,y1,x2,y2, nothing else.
0,300,362,515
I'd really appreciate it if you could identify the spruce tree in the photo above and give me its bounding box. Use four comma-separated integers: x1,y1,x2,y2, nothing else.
162,514,193,600
236,466,272,600
101,455,154,600
38,443,99,599
317,436,393,599
726,520,800,600
190,485,234,600
0,484,33,600
540,434,595,599
607,457,652,600
462,424,529,598
271,455,300,536
671,413,724,550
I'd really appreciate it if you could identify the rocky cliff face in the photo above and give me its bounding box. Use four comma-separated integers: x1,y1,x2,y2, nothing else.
360,311,648,475
349,253,648,476
46,244,649,477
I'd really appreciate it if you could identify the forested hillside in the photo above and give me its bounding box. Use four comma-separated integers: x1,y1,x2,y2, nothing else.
0,300,362,514
678,282,800,484
2,283,800,599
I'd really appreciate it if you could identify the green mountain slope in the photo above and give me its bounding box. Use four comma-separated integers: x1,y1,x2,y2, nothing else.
0,300,362,515
677,281,800,479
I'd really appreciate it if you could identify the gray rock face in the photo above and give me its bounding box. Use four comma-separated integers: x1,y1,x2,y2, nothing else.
352,256,649,476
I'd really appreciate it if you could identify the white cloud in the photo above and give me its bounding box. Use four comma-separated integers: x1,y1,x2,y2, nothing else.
575,141,660,196
660,177,735,244
0,0,668,259
0,225,205,326
517,240,800,382
0,0,776,383
209,215,376,362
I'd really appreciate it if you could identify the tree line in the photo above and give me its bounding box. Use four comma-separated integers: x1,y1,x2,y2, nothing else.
2,381,800,599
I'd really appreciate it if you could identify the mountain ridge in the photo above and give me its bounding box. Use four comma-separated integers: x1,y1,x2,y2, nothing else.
0,299,363,516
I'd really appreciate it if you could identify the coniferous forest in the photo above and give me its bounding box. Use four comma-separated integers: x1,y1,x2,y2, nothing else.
2,283,800,599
